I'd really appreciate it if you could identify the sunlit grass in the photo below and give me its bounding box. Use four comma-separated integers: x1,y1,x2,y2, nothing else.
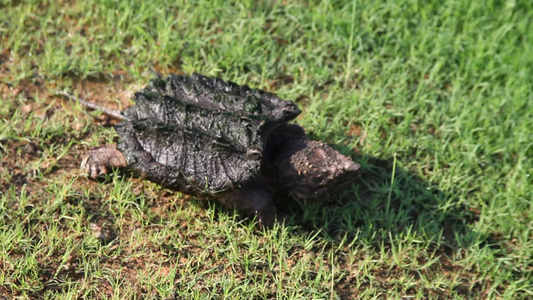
0,0,532,298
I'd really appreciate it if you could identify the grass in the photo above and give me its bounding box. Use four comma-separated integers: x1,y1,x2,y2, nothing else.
0,0,532,298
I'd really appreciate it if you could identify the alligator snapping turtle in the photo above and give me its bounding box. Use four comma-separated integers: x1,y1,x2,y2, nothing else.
70,74,360,225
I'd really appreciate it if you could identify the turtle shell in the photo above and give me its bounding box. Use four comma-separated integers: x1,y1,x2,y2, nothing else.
115,74,301,195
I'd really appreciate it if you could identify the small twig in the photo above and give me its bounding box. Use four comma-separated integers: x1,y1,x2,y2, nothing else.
53,90,124,120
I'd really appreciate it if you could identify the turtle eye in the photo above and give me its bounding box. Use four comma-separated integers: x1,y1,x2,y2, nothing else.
307,147,329,167
313,148,328,161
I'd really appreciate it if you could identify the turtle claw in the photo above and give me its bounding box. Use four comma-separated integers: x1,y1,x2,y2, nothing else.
81,145,127,179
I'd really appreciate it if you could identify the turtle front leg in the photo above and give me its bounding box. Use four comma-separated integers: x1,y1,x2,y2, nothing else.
216,180,281,228
81,145,127,179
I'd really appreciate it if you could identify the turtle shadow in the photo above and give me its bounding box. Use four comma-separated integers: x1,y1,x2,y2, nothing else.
279,153,481,251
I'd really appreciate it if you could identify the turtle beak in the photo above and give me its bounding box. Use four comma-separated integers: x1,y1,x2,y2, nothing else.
335,158,361,179
344,160,361,174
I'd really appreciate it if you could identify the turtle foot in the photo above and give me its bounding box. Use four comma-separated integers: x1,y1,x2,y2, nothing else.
81,145,127,179
216,179,286,228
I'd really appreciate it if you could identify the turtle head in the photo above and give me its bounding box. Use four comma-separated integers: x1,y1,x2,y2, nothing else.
273,139,361,201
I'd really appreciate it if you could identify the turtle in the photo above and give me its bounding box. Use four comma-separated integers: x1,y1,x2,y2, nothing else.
62,73,360,226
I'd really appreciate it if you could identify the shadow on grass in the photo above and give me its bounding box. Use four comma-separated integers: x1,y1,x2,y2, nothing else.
196,148,481,254
279,152,480,252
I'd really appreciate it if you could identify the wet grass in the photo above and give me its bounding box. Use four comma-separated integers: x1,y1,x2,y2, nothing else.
1,0,532,299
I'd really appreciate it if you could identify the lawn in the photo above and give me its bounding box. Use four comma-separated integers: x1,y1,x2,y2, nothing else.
0,0,532,299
